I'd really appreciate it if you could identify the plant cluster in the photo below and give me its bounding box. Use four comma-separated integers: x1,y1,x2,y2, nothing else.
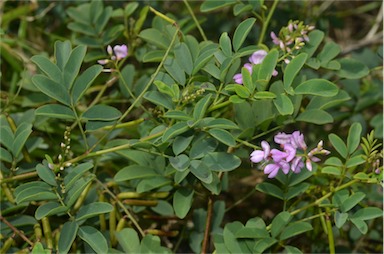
0,0,383,253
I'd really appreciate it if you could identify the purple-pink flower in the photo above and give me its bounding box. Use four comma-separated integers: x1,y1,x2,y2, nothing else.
98,44,128,65
250,131,329,178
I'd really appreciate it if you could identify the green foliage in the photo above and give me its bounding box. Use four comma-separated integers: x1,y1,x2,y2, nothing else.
0,0,382,253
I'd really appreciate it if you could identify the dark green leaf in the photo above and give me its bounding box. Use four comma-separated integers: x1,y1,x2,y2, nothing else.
36,163,57,186
295,79,338,97
335,211,348,228
71,65,103,103
172,135,193,155
337,58,369,79
321,166,341,176
54,40,72,71
301,30,324,58
283,53,307,89
64,175,94,208
63,162,93,190
174,43,193,75
258,49,278,81
78,226,108,254
317,41,340,64
271,211,292,238
82,104,121,121
32,75,71,105
190,160,212,184
341,192,365,213
75,202,114,222
273,93,294,115
345,155,365,168
173,187,194,219
202,152,241,172
114,165,159,182
58,221,79,254
35,104,75,120
350,207,383,221
31,55,62,82
63,45,87,89
162,122,190,142
144,91,174,110
115,228,140,253
193,94,212,120
279,222,312,241
329,133,348,158
170,154,190,171
35,202,68,220
164,57,186,85
12,123,32,158
200,0,236,12
296,109,333,124
208,128,236,146
347,122,362,155
256,182,284,200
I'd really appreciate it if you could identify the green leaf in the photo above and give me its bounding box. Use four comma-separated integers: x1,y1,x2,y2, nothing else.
283,53,307,89
256,182,284,200
78,226,108,254
337,58,369,79
223,222,251,253
253,237,278,253
164,110,191,121
233,3,253,16
12,123,32,158
190,160,212,184
75,202,114,222
317,41,340,64
279,222,312,241
203,118,239,129
301,30,324,58
31,55,62,82
162,122,190,142
353,172,369,180
271,211,292,238
192,44,217,74
115,228,140,253
345,155,365,168
64,175,94,208
82,104,121,121
234,84,251,98
284,245,303,254
0,125,14,150
172,135,193,155
324,157,343,167
347,123,362,154
71,65,103,103
295,79,338,97
321,166,341,176
36,163,57,187
154,80,176,98
164,57,186,85
144,91,174,110
233,18,256,52
273,93,294,115
254,91,276,99
139,28,169,49
241,65,254,93
350,218,368,234
114,165,159,182
219,32,232,57
329,133,348,158
350,207,383,221
296,109,333,124
63,45,87,89
306,90,350,110
14,181,51,198
284,183,310,200
335,211,349,228
35,104,75,120
54,40,72,71
0,147,12,163
258,49,278,81
63,162,93,190
208,128,236,147
170,154,190,171
16,188,57,204
31,242,51,254
58,221,79,254
202,152,241,172
173,187,194,219
341,192,365,213
143,50,166,62
32,75,71,105
124,2,139,17
137,177,171,193
190,137,218,159
35,202,68,220
200,0,236,12
193,94,212,120
174,43,193,75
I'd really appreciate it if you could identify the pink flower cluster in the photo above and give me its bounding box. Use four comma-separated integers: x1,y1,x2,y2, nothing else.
250,131,330,178
98,44,128,65
233,50,278,84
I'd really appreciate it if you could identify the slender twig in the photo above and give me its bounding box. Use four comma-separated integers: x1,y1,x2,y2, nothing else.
0,215,34,246
325,207,335,254
201,196,213,254
183,0,207,41
258,0,279,45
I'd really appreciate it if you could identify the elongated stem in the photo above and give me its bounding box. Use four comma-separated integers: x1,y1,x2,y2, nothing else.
0,215,34,246
201,196,213,254
325,207,335,254
258,0,279,45
183,0,207,41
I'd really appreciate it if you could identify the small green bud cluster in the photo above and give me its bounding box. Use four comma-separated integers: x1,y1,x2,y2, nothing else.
182,88,205,104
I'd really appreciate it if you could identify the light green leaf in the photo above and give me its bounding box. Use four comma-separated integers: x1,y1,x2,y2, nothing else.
63,162,93,190
258,49,278,81
347,122,362,155
301,30,324,58
137,177,171,193
335,211,349,228
12,123,32,158
200,0,236,12
58,221,79,254
283,53,307,89
296,109,333,124
170,154,190,171
164,57,186,85
337,58,369,79
233,18,256,52
345,155,365,168
350,207,383,221
164,110,191,121
203,118,239,129
172,135,193,155
75,202,114,222
295,79,338,97
193,94,212,120
82,104,121,121
341,192,365,213
64,175,94,208
350,218,368,234
321,166,341,176
173,187,194,219
256,182,284,200
139,28,169,49
190,160,212,184
174,43,193,75
54,40,72,71
78,226,108,254
329,133,348,158
317,41,340,64
273,93,294,115
144,91,174,109
35,104,75,120
115,228,140,253
254,91,276,99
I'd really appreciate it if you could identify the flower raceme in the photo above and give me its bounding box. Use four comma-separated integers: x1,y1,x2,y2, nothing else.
233,49,278,84
98,44,128,65
250,131,330,178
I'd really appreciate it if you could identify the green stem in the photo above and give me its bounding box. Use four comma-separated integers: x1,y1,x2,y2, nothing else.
258,0,279,45
201,196,213,254
183,0,207,41
325,207,335,254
